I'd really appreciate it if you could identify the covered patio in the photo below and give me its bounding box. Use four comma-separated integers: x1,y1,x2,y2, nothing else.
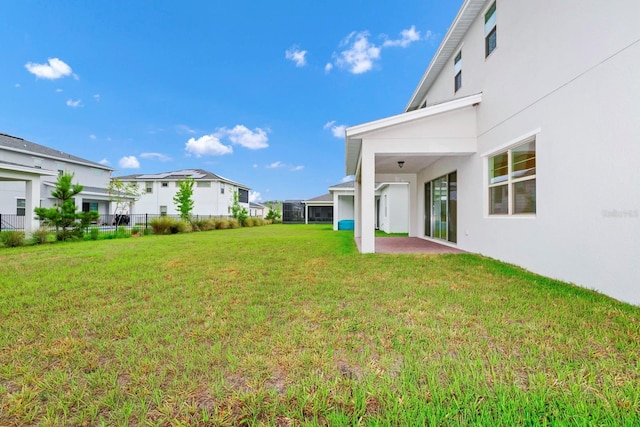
345,93,481,253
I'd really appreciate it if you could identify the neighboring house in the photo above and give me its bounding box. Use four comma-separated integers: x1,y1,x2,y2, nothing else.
345,0,640,304
328,180,409,234
303,193,333,224
0,132,114,233
249,202,267,218
116,169,250,217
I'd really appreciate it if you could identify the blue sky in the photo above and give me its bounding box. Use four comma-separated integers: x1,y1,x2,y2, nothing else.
1,1,462,202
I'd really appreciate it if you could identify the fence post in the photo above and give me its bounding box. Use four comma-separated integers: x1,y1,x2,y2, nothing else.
145,213,148,230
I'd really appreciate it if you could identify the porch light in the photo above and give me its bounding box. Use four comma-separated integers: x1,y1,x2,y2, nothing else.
398,161,405,169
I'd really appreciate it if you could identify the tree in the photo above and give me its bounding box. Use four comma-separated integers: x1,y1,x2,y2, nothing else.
34,173,99,241
230,190,248,223
265,203,281,221
108,178,143,216
173,178,195,221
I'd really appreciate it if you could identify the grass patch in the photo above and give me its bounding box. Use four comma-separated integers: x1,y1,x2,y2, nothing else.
375,230,409,237
1,225,638,425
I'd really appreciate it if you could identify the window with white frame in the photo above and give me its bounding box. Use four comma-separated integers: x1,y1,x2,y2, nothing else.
161,182,169,188
220,183,225,194
454,50,462,92
145,182,153,194
197,181,211,188
488,138,536,215
160,205,167,216
16,198,26,216
485,2,497,57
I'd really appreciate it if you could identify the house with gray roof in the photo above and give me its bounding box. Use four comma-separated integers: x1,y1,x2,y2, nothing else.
115,169,250,217
0,132,114,233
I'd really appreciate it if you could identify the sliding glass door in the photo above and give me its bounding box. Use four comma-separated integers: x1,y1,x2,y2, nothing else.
424,171,457,243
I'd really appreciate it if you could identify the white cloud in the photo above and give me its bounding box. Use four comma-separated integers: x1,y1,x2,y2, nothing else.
89,134,97,140
252,164,258,169
140,152,172,162
382,25,421,48
324,120,347,138
25,57,74,80
341,175,354,183
285,46,308,67
185,134,233,157
224,125,269,150
66,99,82,108
15,83,21,88
119,156,140,169
93,94,100,101
249,191,261,203
56,88,63,92
291,165,304,171
266,161,284,169
335,31,381,74
99,158,110,165
324,63,333,73
176,124,196,134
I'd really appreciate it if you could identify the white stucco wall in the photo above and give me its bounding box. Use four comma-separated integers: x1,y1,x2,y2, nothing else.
409,0,640,304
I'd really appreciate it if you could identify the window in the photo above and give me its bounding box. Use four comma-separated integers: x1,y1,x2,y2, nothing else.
238,188,249,203
485,2,497,57
454,50,462,92
488,138,536,215
160,206,167,216
161,182,169,188
220,183,225,194
16,199,25,216
197,181,211,188
33,158,42,169
424,172,457,243
146,182,153,194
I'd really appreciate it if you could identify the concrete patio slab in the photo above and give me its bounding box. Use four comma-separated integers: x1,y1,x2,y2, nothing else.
356,237,465,254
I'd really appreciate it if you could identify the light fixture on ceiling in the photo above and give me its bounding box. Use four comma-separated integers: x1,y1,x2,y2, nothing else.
397,160,405,169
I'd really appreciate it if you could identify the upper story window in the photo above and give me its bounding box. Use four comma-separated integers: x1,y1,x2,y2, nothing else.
220,183,225,194
454,50,462,92
197,181,211,188
488,137,536,215
145,182,153,194
485,2,497,57
161,182,169,188
238,188,249,203
33,158,42,169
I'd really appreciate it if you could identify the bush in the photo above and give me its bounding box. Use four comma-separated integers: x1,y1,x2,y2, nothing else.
149,217,177,234
242,218,254,227
1,231,25,248
216,219,230,230
32,227,52,244
228,218,240,229
131,226,141,236
89,227,100,240
199,218,217,231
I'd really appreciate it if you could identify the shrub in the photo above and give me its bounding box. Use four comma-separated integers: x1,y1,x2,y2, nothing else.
131,226,141,236
216,219,230,230
176,221,192,233
32,227,52,244
201,218,217,231
228,218,240,229
149,217,177,234
89,227,100,240
1,231,25,248
243,218,254,227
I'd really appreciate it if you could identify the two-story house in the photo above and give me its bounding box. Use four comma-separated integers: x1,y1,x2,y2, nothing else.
0,133,114,233
116,169,250,217
345,0,640,304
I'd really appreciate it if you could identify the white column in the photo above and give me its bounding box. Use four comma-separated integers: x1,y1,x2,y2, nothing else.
354,180,361,238
360,144,376,253
24,178,41,235
333,192,339,230
305,203,309,224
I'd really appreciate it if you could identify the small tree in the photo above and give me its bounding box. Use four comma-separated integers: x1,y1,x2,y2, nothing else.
265,204,281,221
173,178,195,222
108,178,143,216
34,173,98,241
230,190,248,224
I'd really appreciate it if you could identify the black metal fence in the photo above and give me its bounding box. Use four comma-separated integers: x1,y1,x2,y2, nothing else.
0,213,231,233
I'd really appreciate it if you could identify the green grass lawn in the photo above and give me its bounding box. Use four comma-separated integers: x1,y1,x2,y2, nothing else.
1,225,639,426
